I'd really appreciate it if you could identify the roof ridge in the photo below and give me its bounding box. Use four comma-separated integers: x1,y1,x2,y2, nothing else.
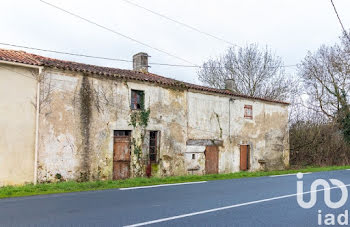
0,48,289,105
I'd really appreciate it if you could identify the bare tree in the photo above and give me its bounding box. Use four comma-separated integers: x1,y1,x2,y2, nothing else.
298,33,350,119
197,44,294,101
298,32,350,144
288,32,350,167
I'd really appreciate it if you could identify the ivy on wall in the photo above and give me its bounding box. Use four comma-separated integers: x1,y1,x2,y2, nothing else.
129,108,150,128
129,91,150,128
128,88,151,177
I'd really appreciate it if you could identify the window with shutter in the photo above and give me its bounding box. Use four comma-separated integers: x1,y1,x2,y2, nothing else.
244,105,253,119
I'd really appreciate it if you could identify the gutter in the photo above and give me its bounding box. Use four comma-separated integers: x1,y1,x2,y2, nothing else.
0,60,41,69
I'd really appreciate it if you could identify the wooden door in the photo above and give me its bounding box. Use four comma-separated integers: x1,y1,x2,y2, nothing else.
240,145,250,171
113,135,131,180
205,146,219,174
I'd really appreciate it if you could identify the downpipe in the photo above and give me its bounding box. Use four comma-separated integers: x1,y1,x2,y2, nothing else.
33,67,43,185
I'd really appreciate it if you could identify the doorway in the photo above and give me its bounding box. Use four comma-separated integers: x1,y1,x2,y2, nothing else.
240,145,250,171
205,146,219,174
113,130,131,180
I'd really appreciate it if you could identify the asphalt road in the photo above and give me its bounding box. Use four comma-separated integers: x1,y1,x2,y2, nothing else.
1,170,350,226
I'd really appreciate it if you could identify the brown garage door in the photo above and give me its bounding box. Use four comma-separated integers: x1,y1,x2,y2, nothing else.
113,131,131,180
205,146,219,174
240,145,250,171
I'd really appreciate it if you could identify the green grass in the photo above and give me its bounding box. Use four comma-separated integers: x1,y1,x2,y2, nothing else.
1,165,350,199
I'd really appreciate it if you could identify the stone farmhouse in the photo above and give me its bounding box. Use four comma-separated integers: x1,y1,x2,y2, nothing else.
0,49,289,186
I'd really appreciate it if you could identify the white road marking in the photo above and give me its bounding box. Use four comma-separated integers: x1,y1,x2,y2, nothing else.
119,181,207,190
124,183,350,227
346,169,350,171
269,172,312,178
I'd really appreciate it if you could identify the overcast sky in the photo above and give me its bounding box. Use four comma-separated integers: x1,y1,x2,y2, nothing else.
1,0,350,84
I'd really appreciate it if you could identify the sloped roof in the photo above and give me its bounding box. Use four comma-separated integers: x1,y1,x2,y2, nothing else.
0,48,289,105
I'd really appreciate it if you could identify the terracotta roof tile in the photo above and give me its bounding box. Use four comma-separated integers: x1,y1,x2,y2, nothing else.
0,48,289,105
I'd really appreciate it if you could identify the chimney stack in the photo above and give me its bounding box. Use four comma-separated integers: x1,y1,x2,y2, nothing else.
133,52,149,72
225,79,234,91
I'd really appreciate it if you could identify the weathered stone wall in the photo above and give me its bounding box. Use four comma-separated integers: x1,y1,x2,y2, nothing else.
186,91,289,173
37,69,289,182
37,69,189,182
37,70,82,182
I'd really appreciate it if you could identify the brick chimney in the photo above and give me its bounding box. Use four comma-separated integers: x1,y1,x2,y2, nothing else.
225,79,234,91
133,52,149,72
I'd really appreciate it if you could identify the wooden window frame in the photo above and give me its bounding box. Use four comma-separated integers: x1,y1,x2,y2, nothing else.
149,131,159,163
244,105,253,119
130,89,144,110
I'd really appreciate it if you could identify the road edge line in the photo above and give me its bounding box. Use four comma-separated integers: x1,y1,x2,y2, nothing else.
269,172,312,178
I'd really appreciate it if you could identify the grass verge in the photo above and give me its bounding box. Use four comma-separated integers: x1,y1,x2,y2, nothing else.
1,165,350,199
